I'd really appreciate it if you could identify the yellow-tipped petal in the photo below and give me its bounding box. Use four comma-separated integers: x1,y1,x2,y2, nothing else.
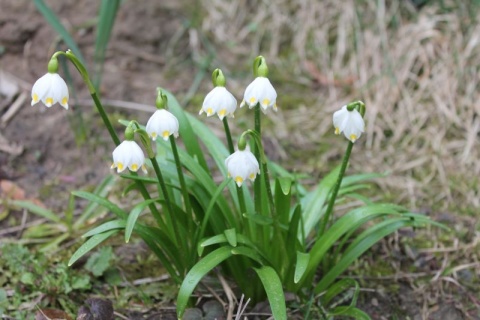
45,97,53,106
249,173,256,180
32,93,39,103
218,109,226,117
131,164,138,171
234,176,244,186
110,163,116,169
335,127,340,135
61,97,68,105
350,134,357,142
162,131,170,139
117,163,124,171
249,97,257,104
262,98,270,106
141,165,148,174
207,107,214,116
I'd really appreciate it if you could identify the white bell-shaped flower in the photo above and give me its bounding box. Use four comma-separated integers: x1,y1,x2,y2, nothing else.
333,106,365,143
31,73,69,109
199,86,237,120
240,77,277,113
146,109,179,141
111,140,147,173
225,148,260,187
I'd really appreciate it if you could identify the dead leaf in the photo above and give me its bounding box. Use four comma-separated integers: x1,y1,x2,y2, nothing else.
35,308,72,320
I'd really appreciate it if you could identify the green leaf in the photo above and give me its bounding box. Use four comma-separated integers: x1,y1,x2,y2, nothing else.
231,246,264,264
82,219,126,238
11,200,60,223
330,306,371,320
275,177,292,226
33,0,85,64
125,199,158,243
253,266,287,320
84,246,113,277
305,204,402,284
68,230,118,266
224,228,237,247
75,174,116,227
177,247,233,318
243,213,273,225
160,89,209,172
314,218,418,293
20,272,35,285
294,251,310,284
93,0,121,88
72,190,127,220
321,278,359,306
301,166,340,235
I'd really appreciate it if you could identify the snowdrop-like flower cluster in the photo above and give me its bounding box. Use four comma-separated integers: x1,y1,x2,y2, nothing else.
146,109,179,141
333,106,365,143
225,148,260,187
240,76,277,113
31,72,69,109
200,86,237,120
111,140,147,173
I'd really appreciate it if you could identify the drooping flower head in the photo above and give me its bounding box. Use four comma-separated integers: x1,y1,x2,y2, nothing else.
333,102,365,143
240,56,277,113
200,69,237,120
31,57,69,109
111,125,147,173
225,136,260,187
146,90,179,141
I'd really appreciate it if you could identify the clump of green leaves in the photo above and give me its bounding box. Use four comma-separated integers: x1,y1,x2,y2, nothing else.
28,49,445,320
0,244,91,317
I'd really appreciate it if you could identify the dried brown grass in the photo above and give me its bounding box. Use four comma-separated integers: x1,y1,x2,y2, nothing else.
201,0,480,213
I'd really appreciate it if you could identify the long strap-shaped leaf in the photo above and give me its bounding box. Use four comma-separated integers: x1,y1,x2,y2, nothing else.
93,0,121,88
254,266,287,320
315,217,423,293
33,0,85,64
176,247,233,318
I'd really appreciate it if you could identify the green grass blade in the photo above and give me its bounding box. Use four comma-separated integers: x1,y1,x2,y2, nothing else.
254,266,287,320
275,177,292,226
68,230,118,266
82,219,126,238
75,174,116,227
301,166,340,235
125,199,159,243
330,306,371,320
93,0,121,88
304,204,402,286
294,251,310,284
72,190,127,220
11,200,60,223
314,218,419,293
321,278,359,306
177,247,233,318
33,0,85,64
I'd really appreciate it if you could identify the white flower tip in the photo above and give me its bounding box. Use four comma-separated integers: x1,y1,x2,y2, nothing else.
234,176,244,187
240,100,246,108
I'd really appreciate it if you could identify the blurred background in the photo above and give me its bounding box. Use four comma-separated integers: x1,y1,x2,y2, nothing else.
0,0,479,318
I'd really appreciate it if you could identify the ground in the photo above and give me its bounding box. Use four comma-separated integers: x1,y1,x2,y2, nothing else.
0,0,479,319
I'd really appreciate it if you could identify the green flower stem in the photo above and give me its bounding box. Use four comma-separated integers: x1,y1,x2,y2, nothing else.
222,118,247,219
169,136,193,227
150,156,183,251
254,104,262,215
318,141,354,235
56,50,164,230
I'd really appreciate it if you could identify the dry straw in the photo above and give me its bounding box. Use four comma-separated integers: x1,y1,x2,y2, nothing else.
202,0,480,212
